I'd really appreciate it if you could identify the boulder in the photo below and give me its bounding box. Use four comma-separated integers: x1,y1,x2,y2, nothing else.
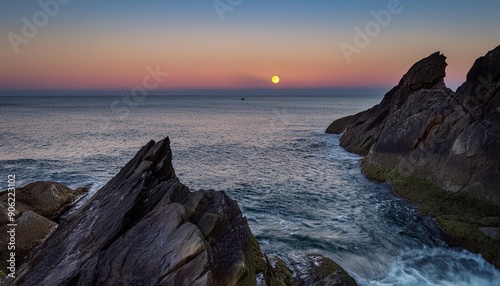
0,211,57,272
306,254,358,286
263,254,357,286
0,182,87,280
0,181,87,221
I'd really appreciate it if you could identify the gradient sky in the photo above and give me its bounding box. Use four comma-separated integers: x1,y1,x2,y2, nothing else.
1,0,500,95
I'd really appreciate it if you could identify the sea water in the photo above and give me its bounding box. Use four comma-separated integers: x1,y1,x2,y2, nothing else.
1,95,499,285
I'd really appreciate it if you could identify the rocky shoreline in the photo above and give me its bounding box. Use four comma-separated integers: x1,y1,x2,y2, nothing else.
327,45,500,268
1,138,357,286
3,45,499,284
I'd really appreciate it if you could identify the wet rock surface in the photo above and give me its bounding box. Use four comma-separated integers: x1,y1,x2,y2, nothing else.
4,138,356,285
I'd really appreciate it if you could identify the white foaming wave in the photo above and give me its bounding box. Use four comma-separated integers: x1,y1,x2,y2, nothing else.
357,247,500,286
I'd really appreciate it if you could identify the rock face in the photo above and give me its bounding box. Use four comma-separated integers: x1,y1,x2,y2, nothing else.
327,46,500,202
5,138,357,286
7,138,260,286
0,182,86,279
326,45,500,267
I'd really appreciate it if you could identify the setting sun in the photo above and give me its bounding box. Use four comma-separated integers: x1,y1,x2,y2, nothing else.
272,76,280,84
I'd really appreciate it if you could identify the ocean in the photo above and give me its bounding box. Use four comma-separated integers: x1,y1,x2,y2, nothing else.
1,95,499,285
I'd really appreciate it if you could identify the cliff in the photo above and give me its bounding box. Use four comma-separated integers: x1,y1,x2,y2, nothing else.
326,45,500,267
3,138,357,286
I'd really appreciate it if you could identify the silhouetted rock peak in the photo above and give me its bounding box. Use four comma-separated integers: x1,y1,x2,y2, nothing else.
327,45,500,202
456,45,500,121
398,52,447,91
465,45,500,84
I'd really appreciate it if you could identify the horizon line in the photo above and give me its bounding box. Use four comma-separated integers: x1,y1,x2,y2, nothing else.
0,87,391,97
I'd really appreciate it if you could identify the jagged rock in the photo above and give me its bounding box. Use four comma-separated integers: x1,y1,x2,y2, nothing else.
326,46,500,203
326,45,500,268
327,52,453,157
5,138,265,286
4,137,357,285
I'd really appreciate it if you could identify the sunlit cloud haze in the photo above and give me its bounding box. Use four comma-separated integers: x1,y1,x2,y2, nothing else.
1,0,499,95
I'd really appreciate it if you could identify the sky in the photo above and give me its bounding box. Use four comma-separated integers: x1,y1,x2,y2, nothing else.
1,0,499,95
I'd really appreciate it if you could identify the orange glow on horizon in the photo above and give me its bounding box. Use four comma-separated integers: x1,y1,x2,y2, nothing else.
0,25,494,92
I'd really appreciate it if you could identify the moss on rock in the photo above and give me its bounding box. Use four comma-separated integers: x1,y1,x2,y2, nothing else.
362,159,500,268
307,254,358,286
264,255,297,286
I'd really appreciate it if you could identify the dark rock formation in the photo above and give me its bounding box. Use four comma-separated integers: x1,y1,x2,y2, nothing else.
326,45,500,267
326,52,453,156
4,138,357,286
0,182,86,279
327,47,500,202
6,138,258,285
263,254,356,286
305,254,358,286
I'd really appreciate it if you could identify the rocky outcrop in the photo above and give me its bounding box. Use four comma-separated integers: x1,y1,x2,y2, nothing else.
327,52,453,156
5,138,257,285
326,45,500,267
263,254,357,286
0,182,86,279
0,181,87,224
4,138,357,286
327,47,500,202
304,254,358,286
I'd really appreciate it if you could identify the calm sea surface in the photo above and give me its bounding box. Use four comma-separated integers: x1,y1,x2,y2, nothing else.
1,95,499,285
